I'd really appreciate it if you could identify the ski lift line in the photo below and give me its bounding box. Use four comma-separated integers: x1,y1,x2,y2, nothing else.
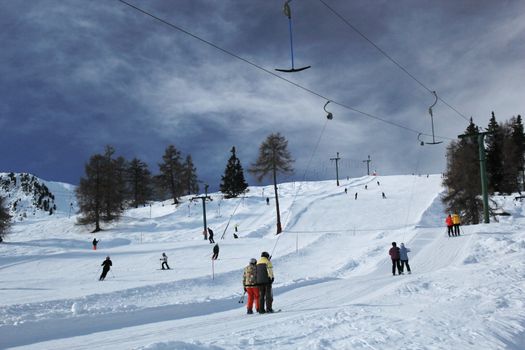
271,118,330,257
402,147,423,242
220,193,246,240
317,0,470,123
116,0,454,142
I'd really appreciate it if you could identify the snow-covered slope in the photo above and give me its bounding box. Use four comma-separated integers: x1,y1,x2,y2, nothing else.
0,172,77,220
0,174,524,349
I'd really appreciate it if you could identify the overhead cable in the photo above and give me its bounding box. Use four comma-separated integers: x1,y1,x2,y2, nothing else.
318,0,470,122
117,0,453,141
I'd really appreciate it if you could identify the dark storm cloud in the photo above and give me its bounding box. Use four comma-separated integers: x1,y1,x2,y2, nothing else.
1,0,524,189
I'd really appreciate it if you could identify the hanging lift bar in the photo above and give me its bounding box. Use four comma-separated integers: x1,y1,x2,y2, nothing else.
419,91,443,145
275,0,311,73
324,101,333,120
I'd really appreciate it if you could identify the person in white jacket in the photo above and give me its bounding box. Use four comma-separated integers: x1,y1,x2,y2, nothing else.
399,243,411,274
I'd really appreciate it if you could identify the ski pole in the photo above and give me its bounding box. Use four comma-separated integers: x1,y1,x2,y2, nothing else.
238,290,246,303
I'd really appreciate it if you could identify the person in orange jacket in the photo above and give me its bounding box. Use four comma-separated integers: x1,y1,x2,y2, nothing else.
452,213,461,236
445,214,454,237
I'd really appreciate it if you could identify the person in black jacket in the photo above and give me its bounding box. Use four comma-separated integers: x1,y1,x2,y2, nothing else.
256,251,274,313
208,227,215,244
92,238,99,250
212,243,219,260
99,256,112,281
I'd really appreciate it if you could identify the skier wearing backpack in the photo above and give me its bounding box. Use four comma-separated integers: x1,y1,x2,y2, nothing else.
99,256,112,281
388,242,401,276
243,258,260,314
92,238,99,250
256,251,274,313
399,243,411,274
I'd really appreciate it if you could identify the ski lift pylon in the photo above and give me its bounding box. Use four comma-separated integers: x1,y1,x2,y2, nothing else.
324,101,333,120
275,0,311,73
425,91,443,145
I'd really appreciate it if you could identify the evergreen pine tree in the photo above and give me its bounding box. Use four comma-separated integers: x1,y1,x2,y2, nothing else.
158,145,183,204
127,158,152,208
249,133,294,234
485,111,504,193
442,119,483,224
181,155,199,195
497,116,525,194
0,195,11,242
220,146,248,198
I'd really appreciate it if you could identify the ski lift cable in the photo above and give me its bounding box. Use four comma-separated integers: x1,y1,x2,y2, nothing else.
317,0,470,123
116,0,454,142
219,193,246,240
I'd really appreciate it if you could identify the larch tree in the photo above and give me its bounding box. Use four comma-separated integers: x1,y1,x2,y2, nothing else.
127,158,152,208
249,133,294,234
158,145,183,204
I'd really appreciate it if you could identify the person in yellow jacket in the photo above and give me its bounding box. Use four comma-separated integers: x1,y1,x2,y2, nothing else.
452,213,461,236
256,251,274,313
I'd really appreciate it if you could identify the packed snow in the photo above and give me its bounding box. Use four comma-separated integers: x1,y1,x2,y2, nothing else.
1,174,524,349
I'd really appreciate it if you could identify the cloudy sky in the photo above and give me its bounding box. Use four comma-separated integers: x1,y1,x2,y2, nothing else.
1,0,524,190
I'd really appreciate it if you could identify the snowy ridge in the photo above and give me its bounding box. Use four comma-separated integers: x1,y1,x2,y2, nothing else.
1,174,525,349
0,172,77,219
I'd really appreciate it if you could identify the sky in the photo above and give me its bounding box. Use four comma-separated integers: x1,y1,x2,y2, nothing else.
1,0,524,189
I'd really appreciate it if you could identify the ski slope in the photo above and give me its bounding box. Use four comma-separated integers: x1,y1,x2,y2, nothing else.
1,174,524,349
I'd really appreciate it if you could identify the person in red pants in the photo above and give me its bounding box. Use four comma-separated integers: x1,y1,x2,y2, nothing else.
242,258,260,314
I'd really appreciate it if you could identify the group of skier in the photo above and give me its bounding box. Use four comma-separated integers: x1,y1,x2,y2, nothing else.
445,213,462,237
345,179,387,200
388,241,411,276
242,251,275,314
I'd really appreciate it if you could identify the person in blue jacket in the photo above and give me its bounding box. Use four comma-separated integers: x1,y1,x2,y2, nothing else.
399,243,411,274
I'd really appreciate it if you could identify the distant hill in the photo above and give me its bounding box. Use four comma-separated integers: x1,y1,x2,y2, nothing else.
0,172,77,221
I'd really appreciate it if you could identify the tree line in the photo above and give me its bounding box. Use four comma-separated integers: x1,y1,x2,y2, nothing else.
443,113,525,224
76,133,293,233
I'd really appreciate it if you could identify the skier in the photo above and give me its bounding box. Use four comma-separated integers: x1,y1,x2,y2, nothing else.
445,214,454,237
344,188,347,194
399,243,411,274
377,180,380,186
99,256,112,281
243,258,260,314
235,224,239,233
208,227,215,243
256,251,274,313
365,185,368,190
160,252,170,270
382,192,387,199
212,243,219,260
388,242,401,276
355,192,358,200
266,197,270,205
452,213,461,236
92,238,99,250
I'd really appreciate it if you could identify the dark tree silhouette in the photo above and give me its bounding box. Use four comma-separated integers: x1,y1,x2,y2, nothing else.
249,133,294,234
220,146,248,198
